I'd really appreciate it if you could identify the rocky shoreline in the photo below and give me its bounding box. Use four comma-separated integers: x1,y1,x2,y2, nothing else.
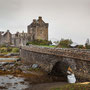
0,58,66,83
0,54,89,90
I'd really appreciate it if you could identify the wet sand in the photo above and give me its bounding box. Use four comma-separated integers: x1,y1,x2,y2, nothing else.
25,82,68,90
0,75,29,90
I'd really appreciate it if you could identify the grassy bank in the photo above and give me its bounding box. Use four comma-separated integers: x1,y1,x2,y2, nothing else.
36,45,56,48
0,47,19,54
51,83,90,90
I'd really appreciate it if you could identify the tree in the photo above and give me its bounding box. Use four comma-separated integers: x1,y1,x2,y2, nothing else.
85,38,90,45
85,38,90,49
77,45,84,49
57,38,73,48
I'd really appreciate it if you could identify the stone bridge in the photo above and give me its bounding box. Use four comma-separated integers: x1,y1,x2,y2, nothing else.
20,45,90,81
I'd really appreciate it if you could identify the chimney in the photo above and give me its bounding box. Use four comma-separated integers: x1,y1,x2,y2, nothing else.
38,16,42,21
38,16,43,24
7,30,9,32
33,19,36,23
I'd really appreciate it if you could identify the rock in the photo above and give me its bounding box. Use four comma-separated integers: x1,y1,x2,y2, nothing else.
7,75,14,79
10,53,19,56
5,53,12,57
1,68,6,71
0,67,3,69
8,62,15,65
0,62,9,66
16,58,21,62
32,64,39,69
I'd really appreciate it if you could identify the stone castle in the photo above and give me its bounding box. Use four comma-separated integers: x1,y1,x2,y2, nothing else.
0,16,48,47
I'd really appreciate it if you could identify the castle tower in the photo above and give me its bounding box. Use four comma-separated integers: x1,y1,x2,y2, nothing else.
3,30,12,45
27,16,48,41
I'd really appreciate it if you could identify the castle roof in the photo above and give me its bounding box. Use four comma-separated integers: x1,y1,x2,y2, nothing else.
3,30,12,36
28,16,48,28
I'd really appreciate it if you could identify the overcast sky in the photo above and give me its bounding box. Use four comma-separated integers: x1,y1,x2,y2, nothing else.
0,0,90,44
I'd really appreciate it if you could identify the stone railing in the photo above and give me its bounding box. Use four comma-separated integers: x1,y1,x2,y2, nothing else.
21,45,90,61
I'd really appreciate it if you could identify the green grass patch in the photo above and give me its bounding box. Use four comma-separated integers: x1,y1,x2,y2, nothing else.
26,39,52,46
37,45,56,48
12,48,19,53
0,47,19,54
51,83,90,90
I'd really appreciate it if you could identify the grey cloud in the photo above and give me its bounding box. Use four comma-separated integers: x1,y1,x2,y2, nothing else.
0,0,90,44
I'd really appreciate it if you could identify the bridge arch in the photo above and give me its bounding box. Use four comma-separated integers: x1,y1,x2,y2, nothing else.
50,57,76,76
51,61,69,76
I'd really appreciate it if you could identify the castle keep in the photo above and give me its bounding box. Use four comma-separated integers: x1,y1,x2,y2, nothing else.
0,16,48,47
28,16,48,41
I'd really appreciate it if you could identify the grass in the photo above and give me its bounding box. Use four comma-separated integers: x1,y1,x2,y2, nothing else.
0,47,19,54
51,83,90,90
36,45,56,48
12,48,19,53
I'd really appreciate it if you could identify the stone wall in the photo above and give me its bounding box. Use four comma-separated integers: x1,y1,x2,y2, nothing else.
21,45,90,61
20,45,90,81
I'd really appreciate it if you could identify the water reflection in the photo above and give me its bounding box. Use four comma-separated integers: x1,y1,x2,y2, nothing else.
0,75,28,90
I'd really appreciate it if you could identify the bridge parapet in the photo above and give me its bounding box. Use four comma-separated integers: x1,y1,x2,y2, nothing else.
21,45,90,61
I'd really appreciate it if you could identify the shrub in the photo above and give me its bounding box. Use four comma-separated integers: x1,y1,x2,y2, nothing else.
57,39,73,48
26,39,52,46
85,45,90,49
7,47,12,52
85,38,90,49
77,45,84,49
12,48,19,53
0,47,7,53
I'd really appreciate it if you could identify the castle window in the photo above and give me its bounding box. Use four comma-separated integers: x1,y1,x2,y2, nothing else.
40,30,42,34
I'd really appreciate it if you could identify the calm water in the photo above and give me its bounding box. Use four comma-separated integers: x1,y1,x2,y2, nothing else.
0,75,29,90
0,58,19,61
